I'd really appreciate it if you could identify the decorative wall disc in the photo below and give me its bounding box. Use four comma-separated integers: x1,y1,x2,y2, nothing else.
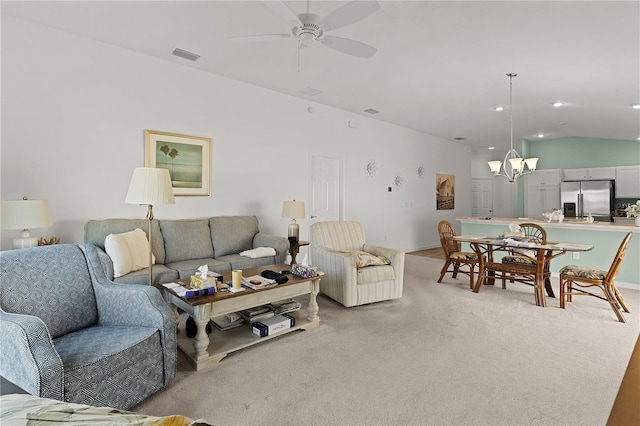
365,160,377,177
394,173,404,189
416,164,425,178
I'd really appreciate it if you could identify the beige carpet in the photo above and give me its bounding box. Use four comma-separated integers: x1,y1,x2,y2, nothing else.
134,255,640,425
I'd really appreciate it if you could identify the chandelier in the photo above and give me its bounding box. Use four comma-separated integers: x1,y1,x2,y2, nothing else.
487,73,538,183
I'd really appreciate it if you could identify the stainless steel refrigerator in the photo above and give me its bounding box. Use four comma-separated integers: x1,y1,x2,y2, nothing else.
560,180,615,222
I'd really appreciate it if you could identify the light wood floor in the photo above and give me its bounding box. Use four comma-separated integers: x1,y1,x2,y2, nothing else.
408,247,445,260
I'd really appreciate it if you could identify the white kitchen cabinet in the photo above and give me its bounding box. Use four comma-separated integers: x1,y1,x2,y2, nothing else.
525,169,561,218
526,169,561,186
563,167,616,181
525,186,561,219
615,166,640,198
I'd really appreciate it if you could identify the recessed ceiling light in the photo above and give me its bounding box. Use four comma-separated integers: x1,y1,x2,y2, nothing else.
298,86,323,96
488,146,495,150
632,104,640,109
364,108,380,114
494,106,505,112
454,137,466,141
537,133,545,138
553,102,565,107
637,136,640,141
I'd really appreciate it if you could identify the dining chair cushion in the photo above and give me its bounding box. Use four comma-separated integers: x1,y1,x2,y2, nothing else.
559,264,606,280
502,253,536,265
450,251,477,261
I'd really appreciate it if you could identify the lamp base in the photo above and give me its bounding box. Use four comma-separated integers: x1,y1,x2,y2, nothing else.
288,221,299,243
13,230,38,249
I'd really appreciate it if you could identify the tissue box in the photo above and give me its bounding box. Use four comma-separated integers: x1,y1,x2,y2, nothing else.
252,314,296,337
292,264,317,278
189,275,204,289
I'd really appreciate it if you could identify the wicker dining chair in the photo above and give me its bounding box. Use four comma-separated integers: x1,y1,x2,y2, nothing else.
437,220,480,289
500,223,550,290
559,232,633,322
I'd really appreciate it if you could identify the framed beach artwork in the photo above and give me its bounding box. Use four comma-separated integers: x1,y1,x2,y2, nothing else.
145,130,211,196
436,173,455,210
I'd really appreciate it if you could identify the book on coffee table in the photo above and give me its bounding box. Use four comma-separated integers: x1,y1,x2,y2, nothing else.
210,313,244,331
238,305,275,323
241,275,276,290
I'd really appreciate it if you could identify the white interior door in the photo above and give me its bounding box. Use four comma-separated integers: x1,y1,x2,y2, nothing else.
472,179,493,217
309,155,343,226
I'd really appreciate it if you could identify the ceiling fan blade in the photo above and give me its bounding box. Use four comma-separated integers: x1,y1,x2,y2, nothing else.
264,1,302,25
321,36,377,58
319,0,380,31
229,34,291,42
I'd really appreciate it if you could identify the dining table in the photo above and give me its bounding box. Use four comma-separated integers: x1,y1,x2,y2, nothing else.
454,235,594,307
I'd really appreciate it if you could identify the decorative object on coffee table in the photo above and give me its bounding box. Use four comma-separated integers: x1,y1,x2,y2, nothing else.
0,196,52,249
281,200,305,242
125,167,175,285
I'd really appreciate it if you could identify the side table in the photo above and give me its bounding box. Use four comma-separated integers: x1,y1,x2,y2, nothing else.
289,240,309,265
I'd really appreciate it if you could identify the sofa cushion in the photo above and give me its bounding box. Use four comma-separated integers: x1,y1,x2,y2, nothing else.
160,220,214,264
165,258,232,278
356,264,396,285
104,229,155,278
210,216,259,257
112,264,179,286
217,253,277,270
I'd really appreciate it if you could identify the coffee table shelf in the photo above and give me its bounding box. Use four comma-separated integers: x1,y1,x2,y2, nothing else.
164,264,322,371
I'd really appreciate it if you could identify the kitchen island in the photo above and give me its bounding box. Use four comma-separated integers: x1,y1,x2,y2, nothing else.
457,217,639,288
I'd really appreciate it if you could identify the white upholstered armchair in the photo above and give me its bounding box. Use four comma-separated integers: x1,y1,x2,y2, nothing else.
309,221,405,307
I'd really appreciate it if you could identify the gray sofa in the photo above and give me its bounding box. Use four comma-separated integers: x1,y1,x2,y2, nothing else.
0,244,176,410
84,216,289,286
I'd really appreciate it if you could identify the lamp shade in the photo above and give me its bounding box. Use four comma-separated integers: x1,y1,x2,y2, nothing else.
125,167,176,205
281,200,305,219
0,198,52,230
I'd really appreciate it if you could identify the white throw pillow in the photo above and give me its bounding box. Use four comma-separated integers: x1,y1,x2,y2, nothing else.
104,228,155,278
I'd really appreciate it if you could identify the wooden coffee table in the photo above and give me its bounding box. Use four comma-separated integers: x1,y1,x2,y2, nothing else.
163,264,323,370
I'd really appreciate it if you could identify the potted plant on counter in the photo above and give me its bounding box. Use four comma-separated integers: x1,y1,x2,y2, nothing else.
625,200,640,226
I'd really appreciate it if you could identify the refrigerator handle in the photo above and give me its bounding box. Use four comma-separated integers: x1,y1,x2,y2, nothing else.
578,193,583,217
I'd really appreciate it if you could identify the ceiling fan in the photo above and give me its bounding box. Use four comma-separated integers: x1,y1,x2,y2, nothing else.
230,1,380,59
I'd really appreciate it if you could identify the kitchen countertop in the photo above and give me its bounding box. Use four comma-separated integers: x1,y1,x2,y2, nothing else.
457,217,640,232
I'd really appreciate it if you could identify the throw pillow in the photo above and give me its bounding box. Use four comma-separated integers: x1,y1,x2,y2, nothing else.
343,250,391,268
104,228,155,278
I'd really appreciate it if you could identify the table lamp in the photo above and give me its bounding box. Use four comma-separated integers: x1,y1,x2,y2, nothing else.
0,197,52,249
125,167,175,285
281,200,305,242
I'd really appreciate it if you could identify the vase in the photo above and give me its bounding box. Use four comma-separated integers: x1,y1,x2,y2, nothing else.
635,216,640,227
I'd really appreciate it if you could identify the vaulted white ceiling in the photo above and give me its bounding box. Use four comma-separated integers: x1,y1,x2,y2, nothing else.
3,1,639,151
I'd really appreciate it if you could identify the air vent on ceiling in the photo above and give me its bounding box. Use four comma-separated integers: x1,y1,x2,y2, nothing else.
364,108,380,114
298,86,324,96
171,48,201,62
454,137,466,141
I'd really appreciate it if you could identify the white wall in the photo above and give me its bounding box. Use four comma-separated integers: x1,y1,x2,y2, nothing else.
1,16,472,252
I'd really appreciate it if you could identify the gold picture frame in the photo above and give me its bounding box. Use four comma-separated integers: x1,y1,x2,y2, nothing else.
145,130,211,196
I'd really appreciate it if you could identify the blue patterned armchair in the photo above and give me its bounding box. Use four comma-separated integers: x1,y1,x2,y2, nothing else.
0,244,176,410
